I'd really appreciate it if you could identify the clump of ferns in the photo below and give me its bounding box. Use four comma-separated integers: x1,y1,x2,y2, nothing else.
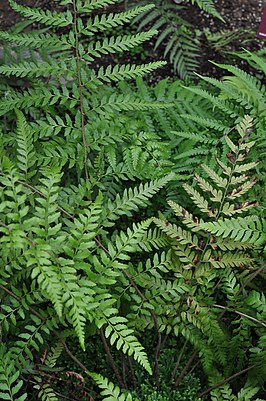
154,114,264,284
151,115,265,390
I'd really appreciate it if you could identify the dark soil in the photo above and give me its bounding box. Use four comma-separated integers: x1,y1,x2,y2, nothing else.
0,0,265,79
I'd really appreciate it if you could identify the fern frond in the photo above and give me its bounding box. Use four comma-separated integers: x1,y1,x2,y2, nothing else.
183,183,215,216
88,372,133,401
0,30,70,50
194,173,223,202
89,61,167,85
104,316,152,374
187,0,223,21
0,60,71,79
9,0,73,27
153,217,199,248
105,173,174,222
84,4,155,34
33,383,58,401
85,30,158,60
15,109,36,179
0,347,27,401
78,0,121,13
180,114,228,132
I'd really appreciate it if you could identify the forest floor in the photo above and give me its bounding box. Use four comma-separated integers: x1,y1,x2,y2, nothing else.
0,0,265,78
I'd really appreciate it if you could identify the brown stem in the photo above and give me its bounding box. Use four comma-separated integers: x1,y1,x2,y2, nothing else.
173,351,198,388
213,304,266,328
171,339,188,381
73,0,89,180
100,328,125,388
238,265,266,295
187,358,201,376
121,354,128,390
62,341,89,372
127,356,137,388
197,366,254,398
153,327,161,391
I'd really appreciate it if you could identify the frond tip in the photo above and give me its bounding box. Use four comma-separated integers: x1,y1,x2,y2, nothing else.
88,373,133,401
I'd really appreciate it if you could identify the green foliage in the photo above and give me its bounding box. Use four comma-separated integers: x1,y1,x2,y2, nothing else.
89,373,134,401
0,1,265,401
0,0,174,399
146,117,266,398
127,0,222,78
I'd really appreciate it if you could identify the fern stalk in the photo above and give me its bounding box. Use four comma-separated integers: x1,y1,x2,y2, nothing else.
73,0,89,180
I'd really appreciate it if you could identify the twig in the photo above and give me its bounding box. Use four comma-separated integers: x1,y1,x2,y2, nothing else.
127,356,137,388
121,354,128,389
187,358,201,376
100,328,125,389
171,339,188,381
153,326,162,391
173,351,198,388
213,304,266,328
238,265,266,295
197,366,254,398
62,341,89,373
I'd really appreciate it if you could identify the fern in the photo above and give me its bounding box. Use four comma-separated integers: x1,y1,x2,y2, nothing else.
0,0,265,399
147,116,266,389
89,373,133,401
129,0,222,78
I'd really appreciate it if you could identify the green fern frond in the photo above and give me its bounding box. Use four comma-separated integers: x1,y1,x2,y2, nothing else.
0,60,71,79
180,114,228,132
85,30,158,60
0,30,70,50
182,86,238,118
88,372,133,401
132,0,202,78
104,316,152,374
89,61,167,85
9,0,73,27
187,0,223,21
105,173,174,222
84,4,156,34
44,343,64,368
212,62,265,108
15,109,36,179
78,0,121,13
0,347,27,401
